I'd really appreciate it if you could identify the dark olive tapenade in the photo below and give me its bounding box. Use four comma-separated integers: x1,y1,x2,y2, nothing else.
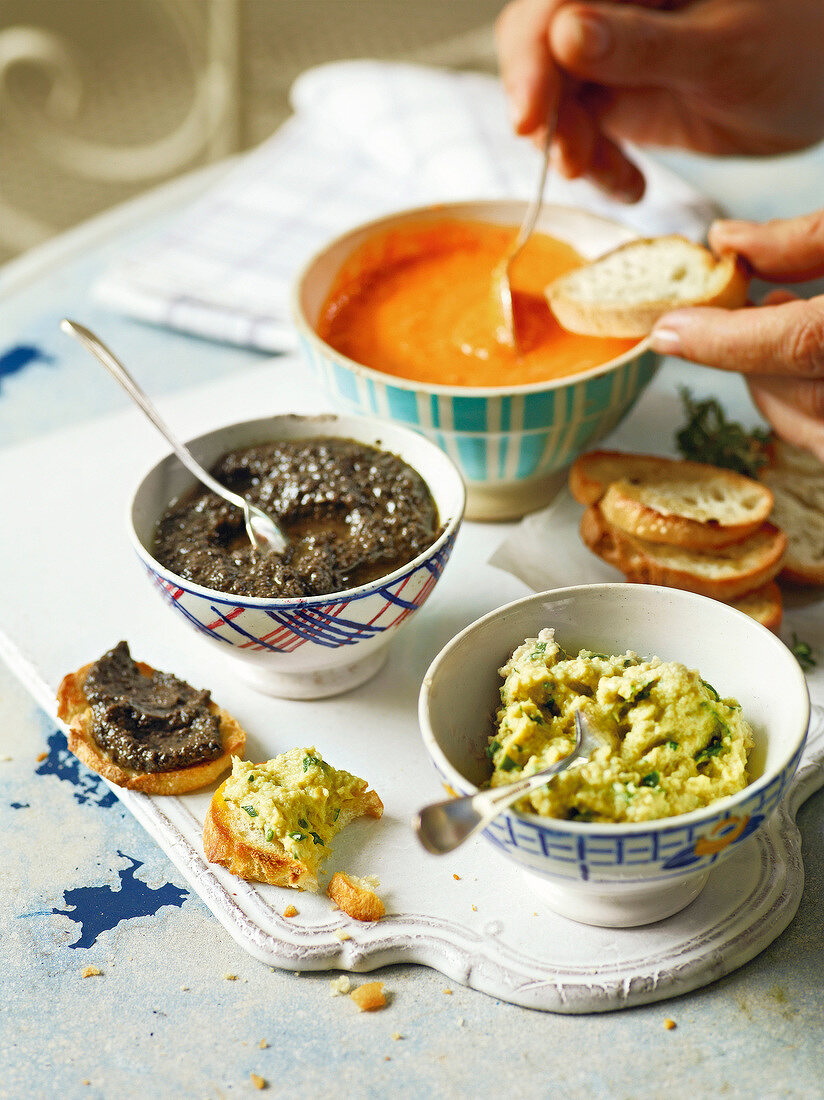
82,641,222,772
153,437,440,598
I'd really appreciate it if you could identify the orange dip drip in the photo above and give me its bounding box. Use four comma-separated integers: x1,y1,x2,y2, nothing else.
317,218,637,388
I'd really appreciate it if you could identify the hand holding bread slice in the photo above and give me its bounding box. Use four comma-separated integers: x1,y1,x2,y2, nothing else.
547,235,749,338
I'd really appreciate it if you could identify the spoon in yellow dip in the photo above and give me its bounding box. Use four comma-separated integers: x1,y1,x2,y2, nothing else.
60,319,288,556
415,709,601,855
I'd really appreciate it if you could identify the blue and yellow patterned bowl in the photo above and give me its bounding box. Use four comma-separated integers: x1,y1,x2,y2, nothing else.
292,201,659,521
419,585,809,927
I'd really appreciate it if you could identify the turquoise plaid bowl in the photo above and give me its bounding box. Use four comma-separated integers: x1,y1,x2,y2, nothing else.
293,201,660,520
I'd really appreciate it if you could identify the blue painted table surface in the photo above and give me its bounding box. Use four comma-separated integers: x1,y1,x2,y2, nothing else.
2,144,824,1100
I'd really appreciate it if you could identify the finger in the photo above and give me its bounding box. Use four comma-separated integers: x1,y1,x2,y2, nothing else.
747,377,824,464
550,2,720,90
708,211,824,282
585,131,646,202
761,289,799,306
496,0,561,134
650,297,824,377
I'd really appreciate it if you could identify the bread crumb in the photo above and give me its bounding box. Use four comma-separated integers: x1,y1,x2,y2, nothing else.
457,1017,466,1027
36,751,48,762
82,1080,90,1086
664,1018,677,1030
258,1038,268,1049
333,929,351,942
0,754,12,761
81,966,102,978
283,905,298,918
471,905,477,912
384,1056,391,1061
391,1032,403,1041
442,988,453,995
453,873,461,880
327,872,385,922
330,975,352,996
350,981,387,1012
180,986,189,992
250,1073,267,1090
223,973,238,981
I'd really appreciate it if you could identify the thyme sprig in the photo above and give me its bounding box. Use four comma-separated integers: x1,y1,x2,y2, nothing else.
675,388,769,477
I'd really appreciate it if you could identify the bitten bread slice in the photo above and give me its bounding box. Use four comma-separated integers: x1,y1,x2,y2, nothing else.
204,750,383,891
581,506,787,601
546,236,749,338
56,659,246,795
730,582,783,632
762,479,824,585
599,467,773,549
327,872,385,922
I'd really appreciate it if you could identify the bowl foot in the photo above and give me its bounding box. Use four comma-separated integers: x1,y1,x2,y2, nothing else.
227,645,390,700
465,467,569,522
523,869,711,928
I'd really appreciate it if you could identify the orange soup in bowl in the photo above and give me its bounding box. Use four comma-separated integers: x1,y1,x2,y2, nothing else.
316,218,637,388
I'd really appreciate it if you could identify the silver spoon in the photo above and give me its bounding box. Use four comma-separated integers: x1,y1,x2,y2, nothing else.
415,709,600,855
60,319,288,556
492,106,559,350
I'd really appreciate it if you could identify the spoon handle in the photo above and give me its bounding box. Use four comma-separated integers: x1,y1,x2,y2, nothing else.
60,319,248,511
415,741,585,856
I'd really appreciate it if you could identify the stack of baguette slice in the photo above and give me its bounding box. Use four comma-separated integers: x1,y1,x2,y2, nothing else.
759,437,824,585
571,450,787,630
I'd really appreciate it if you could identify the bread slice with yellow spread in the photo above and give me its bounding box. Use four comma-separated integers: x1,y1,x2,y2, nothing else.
546,235,749,338
203,749,383,891
56,656,246,795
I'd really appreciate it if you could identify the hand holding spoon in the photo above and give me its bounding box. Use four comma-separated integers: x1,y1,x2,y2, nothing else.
60,319,288,556
415,709,600,855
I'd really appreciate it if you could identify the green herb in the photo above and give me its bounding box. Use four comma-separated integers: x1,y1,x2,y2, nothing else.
247,773,256,783
695,735,725,764
791,633,817,673
529,641,548,659
310,832,324,846
288,831,307,842
241,804,258,817
589,653,610,660
265,828,274,842
500,755,519,772
675,388,769,477
628,680,654,703
567,806,593,822
298,817,309,829
668,741,679,751
485,739,502,760
701,679,720,701
640,771,659,788
541,693,561,717
333,808,340,822
302,754,323,772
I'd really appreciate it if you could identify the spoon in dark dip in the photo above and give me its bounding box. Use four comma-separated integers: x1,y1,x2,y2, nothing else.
415,709,601,854
60,319,288,556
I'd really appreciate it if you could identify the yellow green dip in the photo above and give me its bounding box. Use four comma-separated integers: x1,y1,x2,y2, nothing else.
488,629,754,823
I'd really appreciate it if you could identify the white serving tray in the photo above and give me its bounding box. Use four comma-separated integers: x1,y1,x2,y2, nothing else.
3,357,822,1013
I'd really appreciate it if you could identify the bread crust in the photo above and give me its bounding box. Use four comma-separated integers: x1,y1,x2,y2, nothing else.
327,872,385,922
599,475,773,549
569,451,707,507
730,582,783,632
580,506,787,601
547,236,750,338
56,661,246,795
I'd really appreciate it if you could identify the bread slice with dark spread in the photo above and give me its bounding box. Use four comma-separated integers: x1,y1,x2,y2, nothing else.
56,655,246,795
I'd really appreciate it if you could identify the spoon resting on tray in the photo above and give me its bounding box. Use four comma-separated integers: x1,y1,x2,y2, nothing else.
60,319,288,557
491,105,559,350
414,709,601,855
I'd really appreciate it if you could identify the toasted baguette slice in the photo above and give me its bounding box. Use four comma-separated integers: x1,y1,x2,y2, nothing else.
581,506,787,600
599,467,773,548
729,582,783,632
56,659,246,795
327,872,385,922
204,751,383,891
763,480,824,585
547,236,749,338
569,451,684,506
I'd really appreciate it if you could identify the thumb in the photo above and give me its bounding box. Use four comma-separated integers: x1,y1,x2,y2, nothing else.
550,2,720,89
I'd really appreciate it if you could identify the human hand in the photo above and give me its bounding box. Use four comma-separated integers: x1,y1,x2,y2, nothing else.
495,0,824,202
650,211,824,462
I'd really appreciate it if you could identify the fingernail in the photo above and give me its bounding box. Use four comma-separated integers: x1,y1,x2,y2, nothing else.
709,218,754,241
569,13,612,60
650,326,682,354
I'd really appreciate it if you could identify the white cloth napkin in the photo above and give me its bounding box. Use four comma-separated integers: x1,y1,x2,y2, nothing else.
93,60,720,353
